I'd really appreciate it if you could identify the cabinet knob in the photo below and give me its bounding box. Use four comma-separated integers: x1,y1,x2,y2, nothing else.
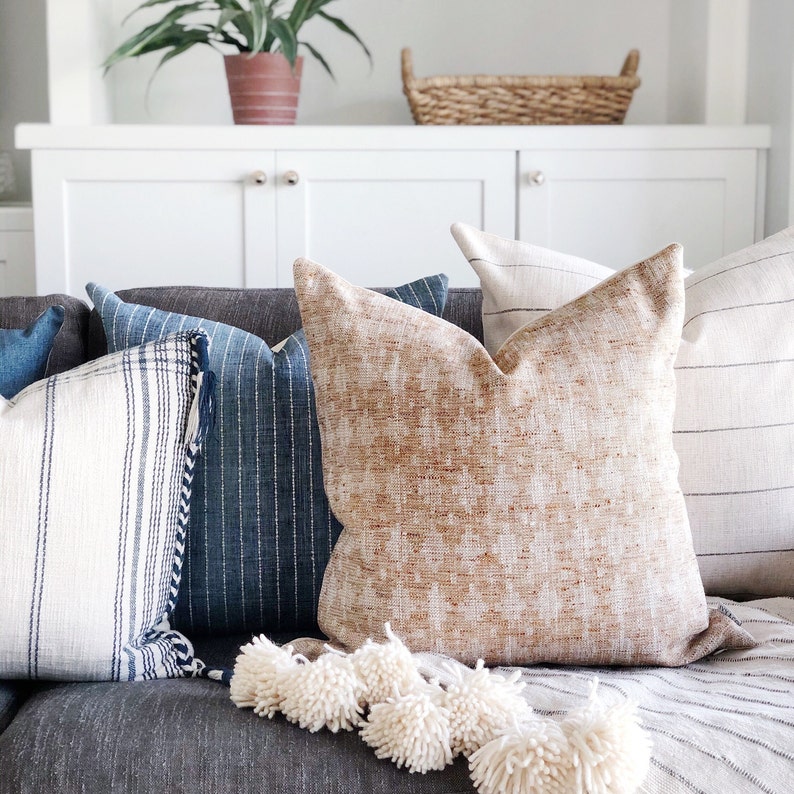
251,170,267,185
283,170,300,186
527,170,546,187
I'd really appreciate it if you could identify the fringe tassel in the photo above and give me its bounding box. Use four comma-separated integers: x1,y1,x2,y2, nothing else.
230,627,650,793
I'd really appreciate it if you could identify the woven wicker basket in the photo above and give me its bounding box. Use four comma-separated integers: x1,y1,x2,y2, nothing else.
401,49,640,126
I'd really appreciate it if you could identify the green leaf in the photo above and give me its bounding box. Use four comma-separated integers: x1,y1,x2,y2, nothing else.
248,0,269,53
104,3,208,69
317,10,372,63
270,17,298,66
227,3,255,49
286,0,314,34
301,40,334,79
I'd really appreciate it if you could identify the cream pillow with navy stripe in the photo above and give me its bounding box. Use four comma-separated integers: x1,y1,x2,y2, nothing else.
0,332,212,681
88,275,448,636
452,222,794,597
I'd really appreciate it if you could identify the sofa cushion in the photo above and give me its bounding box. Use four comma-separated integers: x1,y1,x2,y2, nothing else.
295,254,754,666
0,682,31,735
452,222,794,597
1,596,791,794
0,294,90,376
0,676,474,794
88,275,449,637
0,306,64,397
0,332,212,681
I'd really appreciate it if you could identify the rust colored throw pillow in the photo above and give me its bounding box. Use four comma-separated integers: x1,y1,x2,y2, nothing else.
294,252,756,666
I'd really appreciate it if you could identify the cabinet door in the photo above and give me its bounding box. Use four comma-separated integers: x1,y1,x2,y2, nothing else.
518,149,760,270
32,150,277,295
0,208,35,296
275,150,516,287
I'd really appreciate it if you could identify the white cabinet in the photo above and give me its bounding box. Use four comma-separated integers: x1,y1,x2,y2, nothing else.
31,150,277,293
26,143,515,294
0,206,35,297
519,148,761,270
16,125,770,296
275,150,515,287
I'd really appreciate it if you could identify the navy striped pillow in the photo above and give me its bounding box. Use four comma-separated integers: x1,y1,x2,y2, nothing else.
88,275,448,635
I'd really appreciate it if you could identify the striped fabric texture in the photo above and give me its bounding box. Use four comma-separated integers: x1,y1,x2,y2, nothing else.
453,222,794,597
296,255,755,666
0,332,211,681
414,596,794,794
88,276,449,636
0,305,64,398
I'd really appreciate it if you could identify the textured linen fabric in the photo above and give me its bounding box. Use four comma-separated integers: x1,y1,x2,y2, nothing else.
0,305,64,397
295,254,755,666
451,223,614,357
0,678,474,794
0,332,211,681
0,682,30,735
88,276,449,637
0,294,91,376
454,222,794,597
1,597,791,794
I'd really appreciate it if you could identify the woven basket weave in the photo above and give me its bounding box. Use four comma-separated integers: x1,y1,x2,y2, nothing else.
401,48,640,126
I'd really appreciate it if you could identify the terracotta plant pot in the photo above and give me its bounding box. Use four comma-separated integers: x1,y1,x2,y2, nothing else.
224,52,303,125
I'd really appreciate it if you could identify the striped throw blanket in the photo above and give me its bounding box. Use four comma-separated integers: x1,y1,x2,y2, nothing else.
486,597,794,793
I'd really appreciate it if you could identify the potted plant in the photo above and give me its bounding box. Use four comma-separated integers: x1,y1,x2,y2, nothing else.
103,0,371,124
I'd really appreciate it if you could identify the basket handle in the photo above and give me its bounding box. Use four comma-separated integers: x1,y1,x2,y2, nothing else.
620,49,640,78
401,48,416,88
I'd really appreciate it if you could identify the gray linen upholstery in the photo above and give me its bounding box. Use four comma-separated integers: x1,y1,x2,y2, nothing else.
0,633,474,794
0,683,31,735
0,294,90,375
87,286,483,357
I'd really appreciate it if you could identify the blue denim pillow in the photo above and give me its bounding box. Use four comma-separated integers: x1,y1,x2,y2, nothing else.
88,275,448,635
0,306,65,398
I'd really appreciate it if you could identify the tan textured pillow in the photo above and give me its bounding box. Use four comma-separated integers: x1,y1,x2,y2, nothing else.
453,222,794,598
294,253,755,666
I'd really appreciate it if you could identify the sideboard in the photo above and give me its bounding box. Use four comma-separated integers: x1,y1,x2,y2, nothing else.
15,124,770,295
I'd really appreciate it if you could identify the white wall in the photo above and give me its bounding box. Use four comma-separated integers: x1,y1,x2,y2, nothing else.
747,0,794,235
0,0,49,202
105,0,672,125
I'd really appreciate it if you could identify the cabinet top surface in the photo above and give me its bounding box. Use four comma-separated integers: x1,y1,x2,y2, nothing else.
15,123,771,151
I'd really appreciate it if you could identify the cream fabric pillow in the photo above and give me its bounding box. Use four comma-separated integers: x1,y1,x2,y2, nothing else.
453,222,794,597
294,253,755,666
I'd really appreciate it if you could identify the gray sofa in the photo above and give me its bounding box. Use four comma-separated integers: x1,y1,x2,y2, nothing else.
0,286,792,794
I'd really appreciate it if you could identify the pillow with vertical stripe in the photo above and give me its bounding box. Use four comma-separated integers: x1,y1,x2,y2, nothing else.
88,275,449,636
0,331,212,681
452,222,794,596
0,305,65,398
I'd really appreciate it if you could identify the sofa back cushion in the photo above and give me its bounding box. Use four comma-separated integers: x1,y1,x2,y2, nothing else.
88,287,484,357
89,276,450,637
1,294,90,377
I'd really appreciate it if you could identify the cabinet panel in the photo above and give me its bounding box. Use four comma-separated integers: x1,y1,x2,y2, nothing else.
518,149,759,270
32,150,277,295
275,151,516,287
0,207,35,297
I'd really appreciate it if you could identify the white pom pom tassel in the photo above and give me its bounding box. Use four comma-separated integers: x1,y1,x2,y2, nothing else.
443,659,533,757
229,635,295,712
278,651,364,733
562,680,651,794
351,622,424,705
361,681,453,774
469,718,572,794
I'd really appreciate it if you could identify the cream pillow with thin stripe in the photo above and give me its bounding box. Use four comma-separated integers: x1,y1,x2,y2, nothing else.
452,222,794,596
